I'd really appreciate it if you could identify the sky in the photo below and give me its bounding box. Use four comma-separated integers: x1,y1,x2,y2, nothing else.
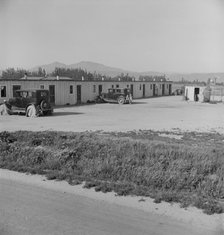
0,0,223,73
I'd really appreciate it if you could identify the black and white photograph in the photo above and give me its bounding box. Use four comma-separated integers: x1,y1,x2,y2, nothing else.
0,0,224,234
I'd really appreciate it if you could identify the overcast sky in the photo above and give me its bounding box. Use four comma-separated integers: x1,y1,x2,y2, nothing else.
0,0,223,73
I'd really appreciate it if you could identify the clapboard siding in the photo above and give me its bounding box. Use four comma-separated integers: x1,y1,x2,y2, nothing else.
0,79,172,105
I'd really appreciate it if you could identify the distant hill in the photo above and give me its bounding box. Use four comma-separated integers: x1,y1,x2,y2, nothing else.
68,61,125,76
167,73,224,83
30,61,162,78
29,61,224,82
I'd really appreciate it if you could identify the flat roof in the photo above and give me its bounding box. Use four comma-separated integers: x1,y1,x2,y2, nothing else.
15,89,49,92
0,78,173,83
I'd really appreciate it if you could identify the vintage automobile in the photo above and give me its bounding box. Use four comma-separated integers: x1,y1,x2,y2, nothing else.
172,88,184,96
100,88,132,104
4,89,53,117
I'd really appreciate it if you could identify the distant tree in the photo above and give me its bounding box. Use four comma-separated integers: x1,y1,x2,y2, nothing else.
113,73,133,82
43,69,47,77
37,67,46,77
51,67,110,81
1,68,30,79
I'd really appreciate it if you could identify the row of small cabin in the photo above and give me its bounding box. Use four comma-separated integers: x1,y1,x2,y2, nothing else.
0,77,173,105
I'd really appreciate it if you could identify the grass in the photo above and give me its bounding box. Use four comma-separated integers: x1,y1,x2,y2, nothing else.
0,130,224,214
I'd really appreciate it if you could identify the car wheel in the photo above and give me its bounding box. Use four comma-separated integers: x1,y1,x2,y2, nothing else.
26,105,37,117
117,96,125,104
3,102,13,115
40,100,49,110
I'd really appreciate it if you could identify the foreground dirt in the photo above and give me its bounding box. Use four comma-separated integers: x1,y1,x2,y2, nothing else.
0,169,222,235
1,96,224,235
1,96,224,133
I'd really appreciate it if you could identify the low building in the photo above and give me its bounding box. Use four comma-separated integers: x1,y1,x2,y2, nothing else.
184,85,206,102
184,84,224,103
0,77,173,105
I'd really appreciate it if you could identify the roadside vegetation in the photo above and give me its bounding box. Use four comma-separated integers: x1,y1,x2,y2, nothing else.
0,130,224,214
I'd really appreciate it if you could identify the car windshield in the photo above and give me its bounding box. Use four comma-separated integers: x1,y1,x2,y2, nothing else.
17,91,35,98
40,91,48,97
108,88,126,93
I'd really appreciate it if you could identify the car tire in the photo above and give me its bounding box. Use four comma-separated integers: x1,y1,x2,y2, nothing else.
40,100,48,110
26,105,37,117
117,96,125,105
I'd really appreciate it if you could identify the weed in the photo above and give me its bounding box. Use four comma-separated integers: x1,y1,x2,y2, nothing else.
0,130,224,214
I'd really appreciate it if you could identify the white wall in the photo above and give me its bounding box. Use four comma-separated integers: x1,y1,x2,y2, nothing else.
0,80,173,105
184,86,205,102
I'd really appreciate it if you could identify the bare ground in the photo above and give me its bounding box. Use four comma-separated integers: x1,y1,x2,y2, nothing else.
1,96,224,234
1,96,224,133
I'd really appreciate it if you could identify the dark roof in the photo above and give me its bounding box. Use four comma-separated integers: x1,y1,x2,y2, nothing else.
22,76,72,81
15,89,49,92
0,77,172,83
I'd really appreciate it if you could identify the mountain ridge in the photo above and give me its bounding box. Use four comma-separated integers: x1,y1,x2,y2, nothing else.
30,61,224,82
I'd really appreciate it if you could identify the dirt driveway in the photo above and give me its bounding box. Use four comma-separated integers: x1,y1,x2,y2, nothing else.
1,96,224,133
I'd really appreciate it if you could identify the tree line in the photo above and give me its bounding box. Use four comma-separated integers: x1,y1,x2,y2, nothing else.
1,67,47,79
1,67,168,82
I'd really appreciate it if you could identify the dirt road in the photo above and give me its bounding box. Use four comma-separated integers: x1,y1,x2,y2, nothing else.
0,170,221,235
1,96,224,133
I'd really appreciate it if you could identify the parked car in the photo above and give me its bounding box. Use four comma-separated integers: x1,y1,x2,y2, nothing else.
100,88,132,104
172,88,183,96
5,89,53,117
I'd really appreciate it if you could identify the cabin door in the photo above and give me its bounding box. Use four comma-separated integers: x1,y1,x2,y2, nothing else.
153,84,156,96
143,84,145,97
194,88,199,101
162,84,165,95
49,85,55,104
98,85,102,96
169,84,172,95
130,84,134,97
77,85,81,104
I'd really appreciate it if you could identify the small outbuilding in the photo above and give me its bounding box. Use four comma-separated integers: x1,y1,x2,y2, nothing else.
184,86,206,102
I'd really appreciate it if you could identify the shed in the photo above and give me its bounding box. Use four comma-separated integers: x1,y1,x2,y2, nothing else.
184,86,206,102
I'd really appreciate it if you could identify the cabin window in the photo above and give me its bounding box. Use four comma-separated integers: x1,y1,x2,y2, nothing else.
150,84,152,89
139,84,141,90
93,85,96,93
127,84,129,88
116,84,119,88
70,85,73,94
40,85,44,89
12,85,21,97
1,86,6,97
112,85,114,88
